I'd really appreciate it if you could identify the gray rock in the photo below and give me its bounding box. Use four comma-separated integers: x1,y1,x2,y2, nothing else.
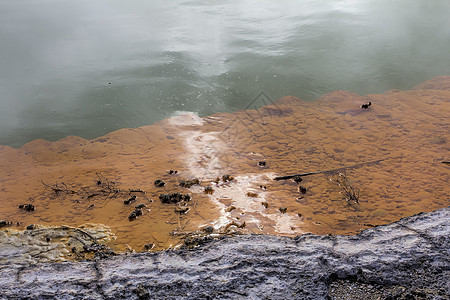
0,207,449,299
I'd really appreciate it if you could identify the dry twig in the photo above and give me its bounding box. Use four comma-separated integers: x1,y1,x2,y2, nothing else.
333,171,360,204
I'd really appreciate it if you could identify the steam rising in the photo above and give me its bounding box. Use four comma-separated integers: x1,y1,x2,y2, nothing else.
1,0,450,147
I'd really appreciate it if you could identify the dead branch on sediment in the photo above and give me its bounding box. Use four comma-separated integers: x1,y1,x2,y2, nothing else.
190,196,206,220
181,220,190,231
273,158,389,181
29,225,98,245
170,221,247,249
39,173,149,206
147,232,162,246
129,189,146,193
332,171,360,204
39,180,77,195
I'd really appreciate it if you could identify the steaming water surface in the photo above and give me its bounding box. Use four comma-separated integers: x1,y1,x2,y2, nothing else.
1,0,450,147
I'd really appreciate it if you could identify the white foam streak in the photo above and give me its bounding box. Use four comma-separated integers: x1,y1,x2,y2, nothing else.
172,114,304,234
167,112,204,126
181,131,224,178
193,174,304,234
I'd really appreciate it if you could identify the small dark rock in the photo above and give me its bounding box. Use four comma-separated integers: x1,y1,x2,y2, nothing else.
183,235,212,248
174,206,190,214
168,170,178,175
292,175,303,183
45,237,51,243
202,226,214,234
179,179,200,188
135,203,147,209
204,186,214,194
258,161,266,167
299,186,307,194
26,224,35,230
226,206,236,212
128,208,143,221
0,220,9,228
143,243,155,251
154,180,166,187
18,204,35,212
124,195,137,205
222,174,234,182
159,193,191,204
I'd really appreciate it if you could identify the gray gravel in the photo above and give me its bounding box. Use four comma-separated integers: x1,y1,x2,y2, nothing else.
1,207,449,299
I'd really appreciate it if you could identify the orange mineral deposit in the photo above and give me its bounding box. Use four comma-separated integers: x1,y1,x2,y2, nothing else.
1,76,449,253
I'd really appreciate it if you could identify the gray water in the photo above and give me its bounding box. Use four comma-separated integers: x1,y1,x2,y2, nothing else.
1,0,449,147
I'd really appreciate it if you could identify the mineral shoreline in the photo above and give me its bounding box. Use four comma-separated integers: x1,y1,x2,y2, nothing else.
1,207,448,299
1,76,449,250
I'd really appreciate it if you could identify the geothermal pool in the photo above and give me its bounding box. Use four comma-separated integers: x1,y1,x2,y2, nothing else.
1,76,449,256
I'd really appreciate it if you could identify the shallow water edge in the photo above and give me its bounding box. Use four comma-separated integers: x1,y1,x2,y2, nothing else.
0,76,449,255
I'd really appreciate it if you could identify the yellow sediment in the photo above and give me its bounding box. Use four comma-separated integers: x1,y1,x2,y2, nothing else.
1,76,449,253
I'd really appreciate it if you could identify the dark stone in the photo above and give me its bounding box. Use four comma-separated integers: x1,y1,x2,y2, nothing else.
222,174,234,182
18,204,35,211
174,206,190,214
135,203,147,209
202,226,214,234
124,195,137,205
153,180,165,187
26,224,34,230
0,207,448,299
179,179,200,188
293,175,303,183
159,193,191,204
299,185,307,194
143,243,154,251
128,208,143,221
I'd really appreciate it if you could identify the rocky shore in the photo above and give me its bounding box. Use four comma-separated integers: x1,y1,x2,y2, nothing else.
1,207,448,299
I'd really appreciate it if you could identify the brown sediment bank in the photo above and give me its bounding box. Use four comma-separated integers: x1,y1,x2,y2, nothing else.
0,76,449,254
